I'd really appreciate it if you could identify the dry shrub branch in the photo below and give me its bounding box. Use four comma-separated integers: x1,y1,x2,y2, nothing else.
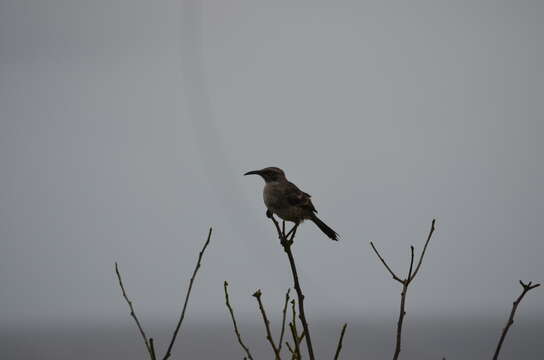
492,280,540,360
114,219,541,360
370,219,436,360
224,215,348,359
115,228,212,360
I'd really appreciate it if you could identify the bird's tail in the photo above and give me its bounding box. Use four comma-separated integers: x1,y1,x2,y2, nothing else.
310,214,339,241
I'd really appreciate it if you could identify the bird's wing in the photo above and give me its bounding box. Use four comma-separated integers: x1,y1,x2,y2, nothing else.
285,182,317,213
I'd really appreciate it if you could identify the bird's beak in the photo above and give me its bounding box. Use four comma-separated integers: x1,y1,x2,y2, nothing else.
244,170,262,176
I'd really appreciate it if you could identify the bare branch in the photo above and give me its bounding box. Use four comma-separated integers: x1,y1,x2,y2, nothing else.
290,299,297,336
393,282,408,360
278,288,291,354
333,323,348,360
270,215,316,360
224,281,254,360
149,338,157,360
407,246,415,280
286,341,295,357
298,332,306,349
289,323,301,360
114,262,154,359
409,219,436,282
289,299,301,360
253,289,281,359
370,242,403,283
370,219,437,360
162,228,213,360
288,324,305,360
492,280,541,360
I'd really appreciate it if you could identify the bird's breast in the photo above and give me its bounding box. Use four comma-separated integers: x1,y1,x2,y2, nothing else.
263,182,283,210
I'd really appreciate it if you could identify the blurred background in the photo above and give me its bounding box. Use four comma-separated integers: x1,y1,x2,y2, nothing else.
1,0,542,358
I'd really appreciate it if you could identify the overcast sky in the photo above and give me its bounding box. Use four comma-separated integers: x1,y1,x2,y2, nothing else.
1,0,542,348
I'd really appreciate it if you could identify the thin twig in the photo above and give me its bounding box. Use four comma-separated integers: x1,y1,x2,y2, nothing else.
115,262,154,359
492,280,540,360
409,219,436,282
289,299,301,360
369,242,403,283
278,288,291,354
162,228,213,360
298,332,306,350
253,289,281,359
370,219,437,360
408,246,415,280
149,338,157,360
224,281,254,360
290,299,297,337
286,341,295,357
333,323,348,360
270,215,316,360
288,324,305,360
290,323,301,360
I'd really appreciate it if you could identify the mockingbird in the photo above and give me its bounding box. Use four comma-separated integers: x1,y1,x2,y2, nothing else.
244,167,339,241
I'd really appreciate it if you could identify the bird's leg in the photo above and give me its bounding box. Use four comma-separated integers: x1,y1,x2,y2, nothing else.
285,226,295,239
290,225,298,242
282,221,286,237
267,213,286,245
285,223,298,238
285,223,299,245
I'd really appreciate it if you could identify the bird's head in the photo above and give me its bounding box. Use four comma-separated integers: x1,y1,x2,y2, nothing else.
244,167,286,182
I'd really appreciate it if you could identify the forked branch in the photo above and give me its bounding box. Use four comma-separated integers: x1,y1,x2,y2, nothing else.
115,227,212,360
287,299,304,360
409,220,435,281
370,219,436,360
492,280,540,360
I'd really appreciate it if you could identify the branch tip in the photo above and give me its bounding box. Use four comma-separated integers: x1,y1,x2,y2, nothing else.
371,219,437,360
253,287,281,359
114,261,153,359
333,323,348,360
224,280,254,360
493,280,541,360
162,228,213,360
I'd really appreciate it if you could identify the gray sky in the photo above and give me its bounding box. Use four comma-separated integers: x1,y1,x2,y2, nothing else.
1,0,542,338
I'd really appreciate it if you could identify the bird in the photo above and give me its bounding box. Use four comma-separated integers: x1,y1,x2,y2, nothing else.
244,167,339,241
